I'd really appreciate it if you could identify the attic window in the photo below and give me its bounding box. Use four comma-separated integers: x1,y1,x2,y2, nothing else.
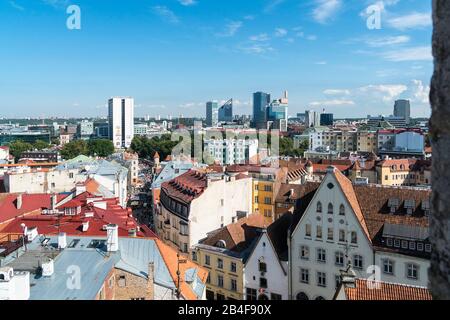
327,183,334,189
215,240,226,248
404,199,416,215
388,198,399,214
421,199,430,216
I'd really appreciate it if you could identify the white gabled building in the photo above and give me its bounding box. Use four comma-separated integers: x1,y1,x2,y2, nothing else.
289,166,431,300
244,213,291,300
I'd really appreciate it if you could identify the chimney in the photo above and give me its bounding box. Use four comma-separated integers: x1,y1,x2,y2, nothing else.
41,258,54,277
16,194,23,210
106,224,119,252
82,221,89,232
58,232,67,249
51,194,57,210
75,184,86,196
146,262,155,300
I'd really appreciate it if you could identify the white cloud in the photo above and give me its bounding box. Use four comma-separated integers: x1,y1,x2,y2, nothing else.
178,0,197,6
312,0,342,24
387,12,431,30
324,89,350,95
359,84,407,102
315,61,327,65
310,99,355,106
264,0,284,13
408,79,430,104
382,46,432,62
274,28,288,37
244,15,255,20
239,42,275,55
9,1,25,11
41,0,69,8
249,33,270,42
152,6,179,24
365,35,410,47
217,21,243,37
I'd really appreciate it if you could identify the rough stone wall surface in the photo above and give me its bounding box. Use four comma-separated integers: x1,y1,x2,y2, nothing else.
429,0,450,300
113,268,154,300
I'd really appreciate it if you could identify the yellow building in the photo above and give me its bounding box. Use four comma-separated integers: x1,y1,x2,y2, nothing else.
357,129,378,153
192,214,266,300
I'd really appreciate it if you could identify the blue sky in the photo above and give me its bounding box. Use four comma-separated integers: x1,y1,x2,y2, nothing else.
0,0,432,118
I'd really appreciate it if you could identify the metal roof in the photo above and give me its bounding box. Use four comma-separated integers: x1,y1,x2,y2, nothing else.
382,223,429,241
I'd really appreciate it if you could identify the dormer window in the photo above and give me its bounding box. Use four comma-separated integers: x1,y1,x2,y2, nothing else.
404,199,416,215
421,199,430,216
317,202,322,213
259,260,267,273
388,198,399,214
328,203,333,215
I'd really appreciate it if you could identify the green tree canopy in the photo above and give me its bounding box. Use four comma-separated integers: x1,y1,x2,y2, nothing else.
130,135,179,160
87,139,115,157
61,140,88,160
8,140,33,161
33,139,50,150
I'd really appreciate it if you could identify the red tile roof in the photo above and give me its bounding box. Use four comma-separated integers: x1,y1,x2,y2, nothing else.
161,170,207,204
343,278,432,300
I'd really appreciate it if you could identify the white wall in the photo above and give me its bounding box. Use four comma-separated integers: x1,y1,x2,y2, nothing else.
290,173,373,300
244,232,288,300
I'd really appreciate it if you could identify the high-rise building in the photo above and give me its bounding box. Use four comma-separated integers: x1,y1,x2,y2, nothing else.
320,113,334,126
206,101,219,127
394,99,411,124
218,99,233,122
108,97,134,148
305,110,320,127
253,92,271,129
266,91,288,132
77,120,94,140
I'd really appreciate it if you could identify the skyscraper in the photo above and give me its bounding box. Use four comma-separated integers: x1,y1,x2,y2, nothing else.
320,113,334,126
266,91,289,132
253,91,271,129
305,110,320,127
218,99,233,122
206,101,219,127
108,97,134,148
394,99,411,125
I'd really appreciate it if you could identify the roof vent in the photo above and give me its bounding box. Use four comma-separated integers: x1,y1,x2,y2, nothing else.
41,258,54,277
82,221,89,232
58,232,67,249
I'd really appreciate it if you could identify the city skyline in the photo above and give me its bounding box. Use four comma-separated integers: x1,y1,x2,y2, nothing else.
1,0,432,118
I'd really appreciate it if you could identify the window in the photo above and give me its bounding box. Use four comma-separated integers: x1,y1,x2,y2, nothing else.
259,261,267,273
351,231,357,244
425,244,431,252
118,275,126,287
327,228,334,241
317,272,326,287
417,242,424,251
335,275,341,289
401,240,408,249
316,226,322,239
386,238,393,246
264,197,272,205
230,262,237,273
406,263,419,280
339,230,346,242
335,251,344,266
409,241,416,250
264,185,272,192
305,224,311,237
246,288,257,300
217,258,223,269
300,245,309,260
317,248,326,263
317,202,322,213
254,196,259,203
300,268,309,284
394,239,401,248
217,275,224,287
383,259,394,275
230,279,237,292
353,255,363,269
339,204,345,216
255,185,259,191
192,251,197,262
206,273,210,284
271,293,282,300
205,255,210,266
260,277,268,288
327,203,333,214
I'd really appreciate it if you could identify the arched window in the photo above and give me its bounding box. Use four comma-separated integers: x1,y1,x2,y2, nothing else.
0,274,5,281
315,296,325,300
296,292,309,300
317,202,322,213
215,240,226,248
339,204,345,216
328,203,333,214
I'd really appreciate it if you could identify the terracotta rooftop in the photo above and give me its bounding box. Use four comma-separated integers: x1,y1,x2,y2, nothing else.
161,170,207,204
342,278,432,300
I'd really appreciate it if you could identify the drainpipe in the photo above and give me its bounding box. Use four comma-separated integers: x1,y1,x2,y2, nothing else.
287,228,292,300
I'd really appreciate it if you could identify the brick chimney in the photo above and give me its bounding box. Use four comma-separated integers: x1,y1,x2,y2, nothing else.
146,262,154,300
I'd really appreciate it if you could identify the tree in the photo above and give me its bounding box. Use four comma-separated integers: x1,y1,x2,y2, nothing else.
87,139,115,157
33,139,50,150
429,0,450,300
8,140,33,161
60,140,88,160
130,135,179,160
